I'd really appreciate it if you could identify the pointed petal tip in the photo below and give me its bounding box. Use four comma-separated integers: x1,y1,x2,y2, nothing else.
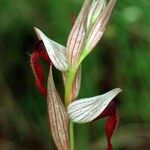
34,27,48,41
119,88,122,92
106,88,122,99
34,26,41,33
34,27,43,40
34,26,38,31
114,87,122,93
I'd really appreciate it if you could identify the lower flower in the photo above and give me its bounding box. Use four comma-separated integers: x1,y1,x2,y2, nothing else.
67,88,122,150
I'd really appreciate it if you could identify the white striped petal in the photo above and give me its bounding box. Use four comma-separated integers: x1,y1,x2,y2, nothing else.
67,0,116,66
34,27,68,71
86,0,116,52
86,0,106,29
66,0,91,66
67,88,122,123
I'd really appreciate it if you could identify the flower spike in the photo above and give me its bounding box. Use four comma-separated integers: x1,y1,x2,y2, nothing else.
34,27,68,71
30,1,120,150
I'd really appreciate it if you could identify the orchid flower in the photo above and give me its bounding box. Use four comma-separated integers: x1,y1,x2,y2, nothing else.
30,0,121,150
67,88,122,150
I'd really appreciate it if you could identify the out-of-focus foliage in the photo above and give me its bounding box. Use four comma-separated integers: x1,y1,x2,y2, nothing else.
0,0,150,149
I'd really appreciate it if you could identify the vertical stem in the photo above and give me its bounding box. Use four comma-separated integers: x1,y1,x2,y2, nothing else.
65,66,79,105
70,121,74,150
65,63,81,150
65,69,75,106
65,68,77,150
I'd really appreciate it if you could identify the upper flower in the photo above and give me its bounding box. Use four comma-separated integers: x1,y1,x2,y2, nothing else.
34,0,116,72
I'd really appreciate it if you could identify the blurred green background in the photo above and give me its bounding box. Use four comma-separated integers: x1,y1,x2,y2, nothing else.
0,0,150,149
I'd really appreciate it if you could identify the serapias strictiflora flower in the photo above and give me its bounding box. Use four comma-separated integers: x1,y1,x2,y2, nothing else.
30,0,120,150
68,88,122,150
31,27,82,99
34,27,68,72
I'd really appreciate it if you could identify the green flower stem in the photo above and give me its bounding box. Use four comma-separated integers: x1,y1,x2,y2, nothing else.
70,121,74,150
65,66,78,150
64,52,89,150
65,68,76,106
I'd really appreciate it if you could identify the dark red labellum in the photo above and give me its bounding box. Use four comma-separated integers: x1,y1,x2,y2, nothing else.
94,100,118,150
30,40,51,96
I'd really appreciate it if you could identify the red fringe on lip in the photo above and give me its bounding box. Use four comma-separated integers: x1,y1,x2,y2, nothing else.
94,100,119,150
30,41,51,96
105,113,119,150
